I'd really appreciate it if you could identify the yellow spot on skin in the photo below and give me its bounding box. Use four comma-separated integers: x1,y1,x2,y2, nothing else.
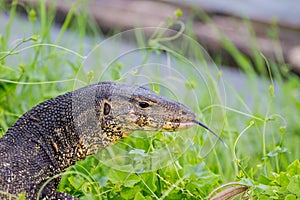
51,140,59,153
122,132,128,138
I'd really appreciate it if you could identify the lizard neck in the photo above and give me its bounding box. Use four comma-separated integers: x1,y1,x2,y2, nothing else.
12,86,110,172
21,84,129,172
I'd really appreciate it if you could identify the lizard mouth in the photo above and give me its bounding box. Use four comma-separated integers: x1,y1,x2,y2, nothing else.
162,120,195,131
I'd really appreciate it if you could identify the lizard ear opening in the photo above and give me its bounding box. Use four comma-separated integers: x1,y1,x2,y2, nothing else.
103,102,111,115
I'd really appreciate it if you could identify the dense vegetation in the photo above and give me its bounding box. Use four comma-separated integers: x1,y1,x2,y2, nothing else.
0,1,299,199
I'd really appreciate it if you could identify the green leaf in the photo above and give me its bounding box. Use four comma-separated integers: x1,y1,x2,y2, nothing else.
124,175,141,187
183,163,219,196
140,172,157,193
68,175,85,190
184,163,218,183
287,160,300,176
107,169,140,187
121,186,142,199
276,172,289,187
284,194,297,200
287,175,300,197
165,189,185,199
134,192,146,200
257,175,272,185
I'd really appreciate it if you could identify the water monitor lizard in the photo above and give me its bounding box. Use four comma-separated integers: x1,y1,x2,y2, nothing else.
0,81,221,199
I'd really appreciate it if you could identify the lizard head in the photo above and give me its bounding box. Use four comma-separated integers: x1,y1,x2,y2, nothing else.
74,82,198,155
75,82,224,156
99,82,197,135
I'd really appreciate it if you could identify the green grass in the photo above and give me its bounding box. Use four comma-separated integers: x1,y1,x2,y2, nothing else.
1,1,300,199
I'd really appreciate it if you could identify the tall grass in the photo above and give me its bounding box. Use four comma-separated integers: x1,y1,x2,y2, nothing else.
0,1,299,199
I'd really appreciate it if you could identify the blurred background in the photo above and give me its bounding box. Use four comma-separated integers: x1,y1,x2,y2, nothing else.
5,0,300,73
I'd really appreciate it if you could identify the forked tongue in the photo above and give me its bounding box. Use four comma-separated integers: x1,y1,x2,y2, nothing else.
193,119,227,147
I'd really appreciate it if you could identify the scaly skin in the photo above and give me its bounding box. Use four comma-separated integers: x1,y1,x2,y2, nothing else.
0,82,197,199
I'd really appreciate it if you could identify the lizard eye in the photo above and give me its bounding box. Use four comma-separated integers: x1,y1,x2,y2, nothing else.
104,102,111,115
138,101,150,108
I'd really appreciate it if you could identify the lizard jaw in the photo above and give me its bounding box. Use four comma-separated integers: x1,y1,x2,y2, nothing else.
162,121,195,131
